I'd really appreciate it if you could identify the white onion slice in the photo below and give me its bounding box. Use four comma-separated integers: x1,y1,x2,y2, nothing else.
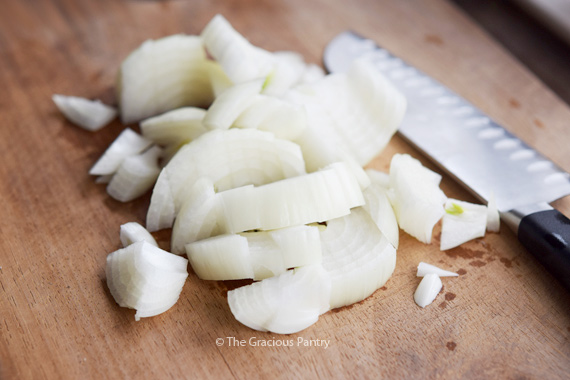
362,169,399,248
202,79,264,130
146,129,306,231
486,192,500,232
201,14,275,84
440,199,488,250
218,162,364,234
171,178,221,254
172,162,363,250
414,273,442,308
89,128,153,176
320,208,397,309
388,154,447,244
118,34,213,124
120,222,158,248
416,262,458,277
107,146,162,202
227,265,331,334
289,57,406,167
233,94,307,140
185,225,321,280
106,241,188,321
140,107,207,146
52,94,117,131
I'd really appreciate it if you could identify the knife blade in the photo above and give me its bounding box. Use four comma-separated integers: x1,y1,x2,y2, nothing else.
323,31,570,289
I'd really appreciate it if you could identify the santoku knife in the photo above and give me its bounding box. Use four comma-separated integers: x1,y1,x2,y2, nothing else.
323,31,570,290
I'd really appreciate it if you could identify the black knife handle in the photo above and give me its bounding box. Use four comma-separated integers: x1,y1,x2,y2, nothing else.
518,209,570,290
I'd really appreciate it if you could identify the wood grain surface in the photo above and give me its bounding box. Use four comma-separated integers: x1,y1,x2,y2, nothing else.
1,0,569,379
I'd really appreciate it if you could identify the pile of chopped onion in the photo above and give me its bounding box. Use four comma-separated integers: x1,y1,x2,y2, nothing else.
54,14,500,331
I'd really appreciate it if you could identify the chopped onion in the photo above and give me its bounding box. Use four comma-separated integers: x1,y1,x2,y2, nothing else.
202,79,264,130
362,169,399,248
185,225,322,280
289,57,406,168
440,199,487,250
52,94,117,131
107,145,162,202
232,94,308,140
320,207,397,309
118,34,214,124
140,107,207,146
227,265,331,334
416,262,458,277
89,128,153,176
414,273,442,308
146,129,306,231
106,241,188,321
120,222,158,247
388,154,447,244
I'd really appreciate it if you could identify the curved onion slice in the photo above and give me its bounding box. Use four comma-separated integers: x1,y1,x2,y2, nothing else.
120,222,158,247
146,129,306,231
140,107,207,146
89,128,153,176
118,34,214,124
201,14,275,84
440,199,488,250
227,265,331,334
202,79,264,130
171,178,221,254
388,154,447,244
52,95,117,131
362,169,399,248
185,225,321,280
289,57,406,167
106,241,188,321
320,207,396,309
171,162,363,250
233,94,307,140
414,273,442,308
218,162,364,234
107,146,162,202
416,262,458,277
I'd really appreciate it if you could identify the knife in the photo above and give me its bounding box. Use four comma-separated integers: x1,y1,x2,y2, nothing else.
323,31,570,290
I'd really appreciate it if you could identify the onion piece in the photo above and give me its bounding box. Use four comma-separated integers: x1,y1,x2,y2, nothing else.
185,225,321,280
120,222,158,248
140,107,207,146
106,241,188,321
201,14,275,85
289,57,406,168
202,79,264,130
52,94,117,131
440,199,488,250
89,128,153,176
232,94,308,141
227,265,331,334
118,34,214,124
414,273,442,308
171,162,363,250
107,146,162,202
146,129,306,231
362,169,399,248
416,262,458,277
388,154,447,244
320,207,397,309
218,162,364,234
486,192,500,232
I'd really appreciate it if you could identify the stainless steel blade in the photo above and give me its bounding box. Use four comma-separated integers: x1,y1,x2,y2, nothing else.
323,31,570,212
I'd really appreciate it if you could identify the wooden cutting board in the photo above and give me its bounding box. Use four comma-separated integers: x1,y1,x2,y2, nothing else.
1,0,569,378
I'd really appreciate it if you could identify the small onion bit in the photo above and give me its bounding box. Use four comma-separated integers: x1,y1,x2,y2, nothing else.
120,222,158,248
416,262,458,277
414,273,442,308
52,94,117,132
